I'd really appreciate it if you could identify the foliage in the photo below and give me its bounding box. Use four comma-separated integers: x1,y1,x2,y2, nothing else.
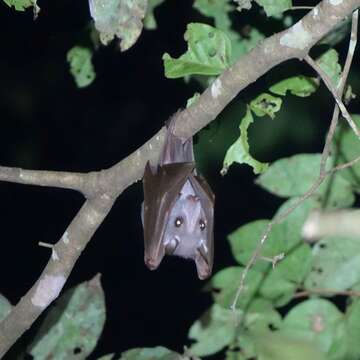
2,0,37,11
27,275,105,359
67,47,96,88
4,1,360,360
89,0,147,50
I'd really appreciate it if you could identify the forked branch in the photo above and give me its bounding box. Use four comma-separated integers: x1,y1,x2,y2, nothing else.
1,0,360,356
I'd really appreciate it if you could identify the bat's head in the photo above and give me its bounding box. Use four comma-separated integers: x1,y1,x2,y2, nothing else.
163,180,211,277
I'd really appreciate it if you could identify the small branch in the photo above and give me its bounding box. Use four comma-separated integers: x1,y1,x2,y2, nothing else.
1,0,360,356
0,166,90,195
231,9,360,311
305,54,360,138
294,288,360,298
289,6,314,11
0,194,115,358
258,253,285,268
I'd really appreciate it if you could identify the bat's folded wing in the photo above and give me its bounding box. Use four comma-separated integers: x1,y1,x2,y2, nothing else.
142,161,195,270
190,173,215,279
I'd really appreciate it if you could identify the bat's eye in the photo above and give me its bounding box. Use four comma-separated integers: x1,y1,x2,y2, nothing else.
199,219,206,231
175,217,183,227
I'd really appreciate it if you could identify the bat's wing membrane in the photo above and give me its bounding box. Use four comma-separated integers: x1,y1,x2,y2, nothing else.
189,174,215,279
143,161,195,270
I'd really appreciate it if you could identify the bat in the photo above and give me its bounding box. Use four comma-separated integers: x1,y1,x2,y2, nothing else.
142,113,214,279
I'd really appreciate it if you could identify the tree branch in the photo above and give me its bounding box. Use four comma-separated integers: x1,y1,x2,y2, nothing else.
0,195,115,358
230,8,359,311
1,0,359,356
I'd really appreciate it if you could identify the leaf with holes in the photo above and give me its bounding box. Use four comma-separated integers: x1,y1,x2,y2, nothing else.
193,0,265,63
305,236,360,291
222,107,269,175
281,298,347,359
28,274,105,359
119,347,181,359
205,266,263,309
163,23,232,78
67,47,96,88
250,93,282,119
270,76,319,97
89,0,147,50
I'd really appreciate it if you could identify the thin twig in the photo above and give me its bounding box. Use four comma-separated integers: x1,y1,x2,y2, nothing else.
289,6,314,11
231,10,359,312
305,54,360,138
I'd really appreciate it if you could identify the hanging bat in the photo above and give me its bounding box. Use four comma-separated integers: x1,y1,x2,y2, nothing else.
142,113,214,279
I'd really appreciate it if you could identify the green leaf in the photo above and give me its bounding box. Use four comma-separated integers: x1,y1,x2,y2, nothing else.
188,304,240,356
256,154,355,208
163,23,232,78
193,0,234,34
222,107,269,175
316,49,342,88
270,76,319,97
28,274,106,359
228,219,285,272
143,0,165,30
97,355,114,360
335,114,360,189
226,349,247,360
67,46,96,88
119,347,181,360
274,197,320,251
3,0,37,11
244,298,282,331
259,244,312,306
228,300,282,359
250,93,282,119
0,294,12,322
256,0,292,17
186,92,201,108
253,330,326,360
206,266,263,309
305,235,360,291
345,299,360,359
281,299,346,359
89,0,147,50
231,28,265,62
193,1,264,65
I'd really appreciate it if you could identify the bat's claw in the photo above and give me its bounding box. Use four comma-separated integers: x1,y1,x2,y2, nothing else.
145,257,159,270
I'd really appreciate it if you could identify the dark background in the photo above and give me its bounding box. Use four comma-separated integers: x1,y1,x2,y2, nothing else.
0,0,359,358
